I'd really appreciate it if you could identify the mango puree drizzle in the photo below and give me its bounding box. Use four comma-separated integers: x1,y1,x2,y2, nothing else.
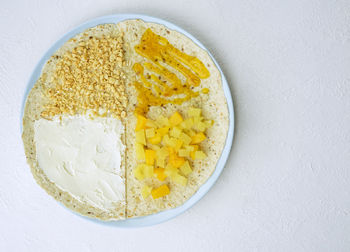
133,28,210,115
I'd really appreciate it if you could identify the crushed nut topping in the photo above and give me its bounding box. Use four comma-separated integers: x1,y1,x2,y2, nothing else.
41,34,127,119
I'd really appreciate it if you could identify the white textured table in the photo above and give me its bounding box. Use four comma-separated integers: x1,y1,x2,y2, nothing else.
1,1,350,251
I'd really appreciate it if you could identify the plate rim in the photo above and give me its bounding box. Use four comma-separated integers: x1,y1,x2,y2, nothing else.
20,13,235,228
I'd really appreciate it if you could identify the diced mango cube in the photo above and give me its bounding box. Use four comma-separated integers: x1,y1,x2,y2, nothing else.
187,129,196,137
169,111,183,126
180,118,194,129
185,145,197,152
145,128,155,138
135,114,147,131
191,132,206,144
151,184,170,199
178,149,190,157
169,152,185,168
145,149,156,166
135,143,145,161
173,173,187,186
170,127,182,138
179,132,192,145
154,167,167,181
189,145,199,160
195,122,206,132
156,116,169,127
148,144,160,151
194,151,207,160
157,127,170,136
145,119,157,128
143,164,154,178
148,134,162,144
133,165,144,181
188,107,201,117
162,134,170,146
180,161,193,176
135,130,146,145
164,164,177,177
141,185,152,199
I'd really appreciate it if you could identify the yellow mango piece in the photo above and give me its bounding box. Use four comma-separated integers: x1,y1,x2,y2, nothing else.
191,132,206,144
148,134,162,144
133,165,144,181
194,150,207,160
169,152,185,168
162,134,170,146
135,143,146,161
180,161,192,176
151,184,170,199
148,144,160,151
145,119,157,128
157,127,170,136
179,132,192,145
187,129,196,137
156,158,165,168
164,164,177,177
178,149,190,157
156,116,169,127
195,122,206,132
170,127,182,138
145,128,155,138
189,145,199,160
143,164,154,178
135,114,147,131
141,185,152,199
188,107,201,117
180,118,194,129
145,149,156,165
173,173,187,186
169,111,183,126
154,167,167,181
136,130,146,145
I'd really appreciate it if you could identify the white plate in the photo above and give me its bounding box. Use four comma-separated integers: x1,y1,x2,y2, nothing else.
21,14,235,227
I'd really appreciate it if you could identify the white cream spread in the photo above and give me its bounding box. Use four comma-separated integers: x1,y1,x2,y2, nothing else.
34,115,125,211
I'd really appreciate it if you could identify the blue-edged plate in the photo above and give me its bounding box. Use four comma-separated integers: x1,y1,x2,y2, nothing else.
21,14,234,227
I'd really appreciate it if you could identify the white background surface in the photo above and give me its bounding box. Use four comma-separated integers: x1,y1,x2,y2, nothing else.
1,0,350,251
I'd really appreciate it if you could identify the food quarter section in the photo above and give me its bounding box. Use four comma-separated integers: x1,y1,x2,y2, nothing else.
22,19,229,221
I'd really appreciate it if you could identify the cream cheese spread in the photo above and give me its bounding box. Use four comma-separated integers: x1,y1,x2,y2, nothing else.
34,115,125,211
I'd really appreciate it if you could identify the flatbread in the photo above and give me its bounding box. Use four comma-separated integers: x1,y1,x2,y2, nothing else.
22,19,229,220
119,20,229,218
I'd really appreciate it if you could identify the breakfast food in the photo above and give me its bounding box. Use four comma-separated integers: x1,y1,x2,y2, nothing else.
22,19,229,220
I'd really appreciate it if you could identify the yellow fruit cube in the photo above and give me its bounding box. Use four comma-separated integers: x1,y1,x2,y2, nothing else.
178,149,190,157
169,111,183,126
194,150,207,160
162,134,170,146
135,130,146,145
180,118,194,129
135,143,146,161
133,165,144,181
189,145,199,159
191,132,206,144
169,152,185,168
173,173,187,186
164,164,177,177
156,116,169,127
148,144,160,151
170,127,182,138
154,167,167,181
141,185,152,199
145,119,157,128
179,132,192,145
143,164,154,178
145,149,156,166
187,129,196,137
180,161,192,176
135,114,147,131
188,107,201,117
148,134,162,144
195,122,206,132
145,128,155,138
151,184,170,199
157,127,170,136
